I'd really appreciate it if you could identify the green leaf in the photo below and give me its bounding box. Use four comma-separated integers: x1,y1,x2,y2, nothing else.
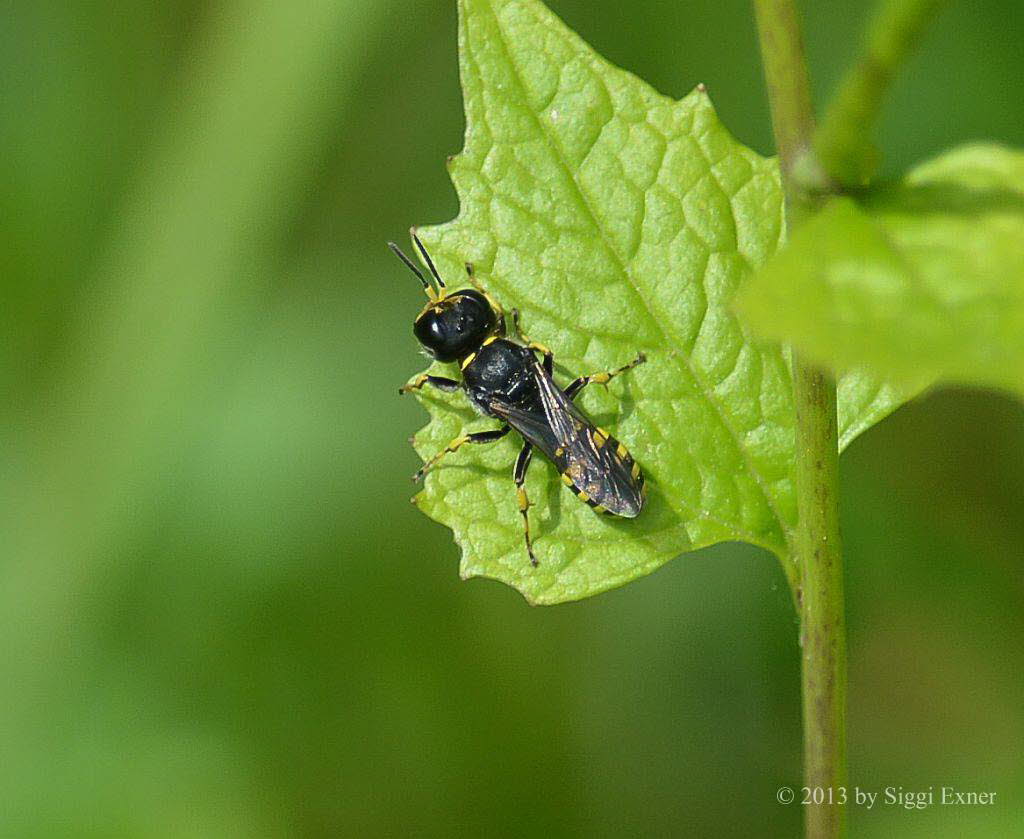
405,0,905,604
739,143,1024,395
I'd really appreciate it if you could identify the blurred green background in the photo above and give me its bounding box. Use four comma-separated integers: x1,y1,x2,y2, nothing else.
2,1,1022,836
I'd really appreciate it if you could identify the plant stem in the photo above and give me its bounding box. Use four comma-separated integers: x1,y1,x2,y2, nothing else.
815,0,948,186
752,2,847,837
792,360,846,839
750,0,817,202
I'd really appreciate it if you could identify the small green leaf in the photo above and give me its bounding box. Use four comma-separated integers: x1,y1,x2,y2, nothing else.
739,143,1024,395
405,0,906,604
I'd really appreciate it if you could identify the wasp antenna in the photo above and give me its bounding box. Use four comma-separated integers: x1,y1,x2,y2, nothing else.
388,241,435,297
412,232,446,289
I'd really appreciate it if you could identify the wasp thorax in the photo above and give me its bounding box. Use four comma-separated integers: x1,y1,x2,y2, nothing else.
413,289,497,362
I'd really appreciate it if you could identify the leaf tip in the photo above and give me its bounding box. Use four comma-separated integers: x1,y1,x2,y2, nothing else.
682,81,719,121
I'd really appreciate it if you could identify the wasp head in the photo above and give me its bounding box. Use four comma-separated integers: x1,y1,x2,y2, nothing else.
413,289,497,362
389,235,499,363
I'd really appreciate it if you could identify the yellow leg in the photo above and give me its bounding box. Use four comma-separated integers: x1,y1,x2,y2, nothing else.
464,262,507,329
509,309,553,369
513,442,537,566
413,426,509,481
399,374,460,396
400,374,429,394
517,485,536,566
565,353,646,398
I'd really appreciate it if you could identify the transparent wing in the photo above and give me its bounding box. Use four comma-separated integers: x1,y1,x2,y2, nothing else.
490,361,643,517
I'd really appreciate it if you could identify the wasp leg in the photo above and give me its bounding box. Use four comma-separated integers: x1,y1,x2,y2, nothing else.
513,441,537,566
399,374,461,396
464,260,484,291
564,353,646,399
510,308,553,374
413,426,510,481
465,262,508,336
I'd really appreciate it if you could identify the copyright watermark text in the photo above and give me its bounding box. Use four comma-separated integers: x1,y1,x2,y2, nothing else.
776,786,998,810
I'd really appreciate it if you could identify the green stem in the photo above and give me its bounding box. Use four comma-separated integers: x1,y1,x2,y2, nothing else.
792,360,847,839
751,0,818,202
814,0,948,186
752,2,847,837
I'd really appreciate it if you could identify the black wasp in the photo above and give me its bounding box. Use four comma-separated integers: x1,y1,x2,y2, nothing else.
391,234,646,566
